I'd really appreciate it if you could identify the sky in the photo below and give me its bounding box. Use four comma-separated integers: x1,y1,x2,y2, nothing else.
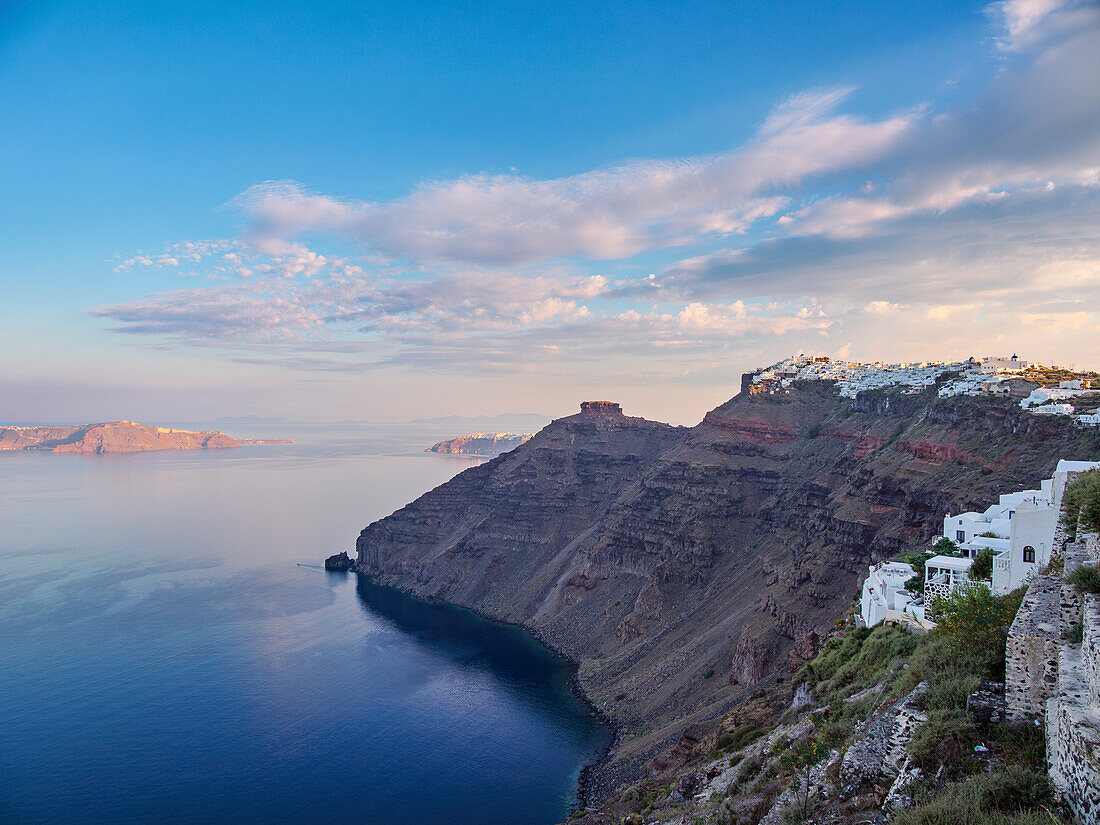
2,0,1099,425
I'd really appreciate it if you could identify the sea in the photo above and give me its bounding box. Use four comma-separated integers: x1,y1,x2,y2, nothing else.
0,423,610,825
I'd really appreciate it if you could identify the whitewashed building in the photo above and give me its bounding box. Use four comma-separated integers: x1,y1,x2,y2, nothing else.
1021,387,1085,409
940,460,1100,595
860,561,920,627
924,555,974,606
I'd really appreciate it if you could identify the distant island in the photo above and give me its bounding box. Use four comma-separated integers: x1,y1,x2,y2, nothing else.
426,432,535,457
0,421,291,455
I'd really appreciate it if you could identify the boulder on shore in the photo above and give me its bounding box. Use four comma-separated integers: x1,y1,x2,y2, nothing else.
325,551,355,572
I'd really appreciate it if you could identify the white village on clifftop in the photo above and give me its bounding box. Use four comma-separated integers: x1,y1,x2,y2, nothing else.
750,353,1100,427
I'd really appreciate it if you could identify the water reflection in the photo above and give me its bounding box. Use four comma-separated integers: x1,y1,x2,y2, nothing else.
354,575,592,721
0,432,608,825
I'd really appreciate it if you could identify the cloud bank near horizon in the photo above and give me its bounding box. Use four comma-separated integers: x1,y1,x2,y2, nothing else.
93,0,1100,376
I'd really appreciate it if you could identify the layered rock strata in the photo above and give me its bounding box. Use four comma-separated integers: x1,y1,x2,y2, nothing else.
353,383,1100,793
426,432,534,456
0,421,239,454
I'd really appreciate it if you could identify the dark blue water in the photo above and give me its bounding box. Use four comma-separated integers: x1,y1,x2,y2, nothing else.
0,427,609,825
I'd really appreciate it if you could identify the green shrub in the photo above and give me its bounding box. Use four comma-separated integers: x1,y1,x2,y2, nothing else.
933,537,959,556
907,709,978,772
917,676,979,711
970,548,995,581
1067,563,1100,594
716,724,763,754
1063,620,1084,644
814,695,883,746
1061,469,1100,538
801,625,918,699
932,583,1024,678
986,721,1047,770
893,631,1003,696
981,765,1054,812
892,766,1057,825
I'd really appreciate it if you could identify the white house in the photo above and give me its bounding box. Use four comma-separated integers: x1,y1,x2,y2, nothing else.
940,460,1100,595
925,555,974,605
993,499,1056,592
1030,403,1075,415
1021,388,1084,409
942,484,1051,550
978,355,1028,373
860,561,920,627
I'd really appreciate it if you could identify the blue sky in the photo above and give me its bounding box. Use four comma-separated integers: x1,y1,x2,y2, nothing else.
2,0,1098,424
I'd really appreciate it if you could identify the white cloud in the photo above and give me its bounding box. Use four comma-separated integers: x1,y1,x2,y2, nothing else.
230,87,912,266
93,0,1100,377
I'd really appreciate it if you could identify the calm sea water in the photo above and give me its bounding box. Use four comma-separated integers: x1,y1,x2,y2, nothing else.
0,425,609,825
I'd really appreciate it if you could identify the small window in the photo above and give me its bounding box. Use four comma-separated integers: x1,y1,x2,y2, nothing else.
1023,546,1036,563
956,530,966,542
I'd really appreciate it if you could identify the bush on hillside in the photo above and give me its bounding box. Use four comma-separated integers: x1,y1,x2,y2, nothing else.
894,635,1003,696
892,766,1059,825
907,709,978,772
1061,469,1100,538
933,583,1025,677
715,724,763,755
916,675,980,711
893,584,1024,693
1067,563,1100,594
986,722,1047,770
798,626,918,699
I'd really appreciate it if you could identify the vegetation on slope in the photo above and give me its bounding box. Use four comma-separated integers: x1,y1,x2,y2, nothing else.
577,583,1062,825
1061,468,1100,538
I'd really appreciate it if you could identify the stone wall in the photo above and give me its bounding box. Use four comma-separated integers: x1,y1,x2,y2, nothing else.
840,684,927,787
1005,575,1061,720
1046,596,1100,825
1041,526,1100,825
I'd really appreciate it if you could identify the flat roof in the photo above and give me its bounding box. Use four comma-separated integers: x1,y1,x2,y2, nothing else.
1057,460,1100,473
926,555,974,570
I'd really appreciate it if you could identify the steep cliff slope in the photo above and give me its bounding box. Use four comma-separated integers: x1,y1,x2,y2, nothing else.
425,432,534,456
354,380,1100,793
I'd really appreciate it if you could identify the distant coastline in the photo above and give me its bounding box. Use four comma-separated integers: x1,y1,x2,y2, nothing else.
0,420,292,455
425,432,534,457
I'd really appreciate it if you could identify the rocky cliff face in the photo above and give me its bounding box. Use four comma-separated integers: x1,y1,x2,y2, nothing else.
0,421,239,454
354,384,1100,794
426,432,534,456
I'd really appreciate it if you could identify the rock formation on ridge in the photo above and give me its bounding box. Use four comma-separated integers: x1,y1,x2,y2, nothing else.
353,382,1100,795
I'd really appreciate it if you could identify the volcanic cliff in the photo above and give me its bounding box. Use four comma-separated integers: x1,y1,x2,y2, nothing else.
0,421,240,454
426,432,535,456
353,380,1100,794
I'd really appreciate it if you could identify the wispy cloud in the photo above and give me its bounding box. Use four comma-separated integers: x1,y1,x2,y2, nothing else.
92,0,1100,375
229,86,911,267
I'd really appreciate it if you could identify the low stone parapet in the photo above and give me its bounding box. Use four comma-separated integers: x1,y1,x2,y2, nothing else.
1047,643,1100,825
1006,575,1062,720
